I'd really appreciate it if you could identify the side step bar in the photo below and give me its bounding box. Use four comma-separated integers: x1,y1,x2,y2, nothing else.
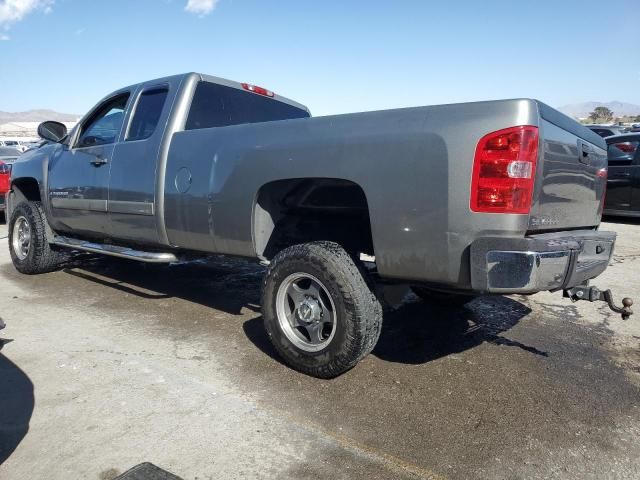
52,235,178,263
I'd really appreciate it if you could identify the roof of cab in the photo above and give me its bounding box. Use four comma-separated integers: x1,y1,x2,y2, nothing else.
196,72,309,113
128,72,309,114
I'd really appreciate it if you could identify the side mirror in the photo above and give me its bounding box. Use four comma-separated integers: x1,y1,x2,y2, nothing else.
37,121,68,143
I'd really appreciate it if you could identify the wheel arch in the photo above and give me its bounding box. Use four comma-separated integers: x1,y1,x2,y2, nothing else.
11,177,41,201
9,178,57,243
252,178,376,261
8,177,42,218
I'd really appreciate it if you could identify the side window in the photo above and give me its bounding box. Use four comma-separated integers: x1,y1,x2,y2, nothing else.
77,93,130,148
126,87,169,141
185,81,309,130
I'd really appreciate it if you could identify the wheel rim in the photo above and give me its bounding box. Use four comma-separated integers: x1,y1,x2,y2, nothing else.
276,273,337,352
12,216,32,261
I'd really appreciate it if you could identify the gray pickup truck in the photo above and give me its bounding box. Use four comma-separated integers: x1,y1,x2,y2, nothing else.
5,72,633,377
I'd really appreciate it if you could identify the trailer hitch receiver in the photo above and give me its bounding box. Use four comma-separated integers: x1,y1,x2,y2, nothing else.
564,286,634,320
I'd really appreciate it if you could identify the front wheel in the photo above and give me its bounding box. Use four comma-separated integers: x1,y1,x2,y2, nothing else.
262,242,382,378
9,201,66,274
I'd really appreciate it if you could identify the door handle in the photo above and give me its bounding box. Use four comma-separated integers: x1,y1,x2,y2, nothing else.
90,157,108,166
579,142,591,165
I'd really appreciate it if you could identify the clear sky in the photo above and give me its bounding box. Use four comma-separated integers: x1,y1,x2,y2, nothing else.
0,0,638,116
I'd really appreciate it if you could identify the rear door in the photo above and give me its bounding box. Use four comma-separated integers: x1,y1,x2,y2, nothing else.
109,84,172,243
605,138,639,212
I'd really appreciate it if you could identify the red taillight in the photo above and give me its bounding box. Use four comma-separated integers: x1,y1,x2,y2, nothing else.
597,168,607,216
241,83,275,97
612,142,635,153
470,125,539,214
0,162,9,193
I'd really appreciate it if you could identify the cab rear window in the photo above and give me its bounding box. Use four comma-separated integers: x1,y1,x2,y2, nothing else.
185,81,309,130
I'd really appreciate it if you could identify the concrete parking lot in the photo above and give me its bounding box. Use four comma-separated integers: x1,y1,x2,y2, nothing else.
0,218,638,480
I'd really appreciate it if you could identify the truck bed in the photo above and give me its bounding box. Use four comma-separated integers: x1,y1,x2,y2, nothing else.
162,98,607,288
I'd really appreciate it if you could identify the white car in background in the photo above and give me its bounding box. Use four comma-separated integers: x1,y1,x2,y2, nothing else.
0,140,31,152
0,146,22,165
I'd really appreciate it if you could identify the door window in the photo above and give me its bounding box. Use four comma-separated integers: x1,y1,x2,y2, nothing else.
126,87,169,141
77,93,130,148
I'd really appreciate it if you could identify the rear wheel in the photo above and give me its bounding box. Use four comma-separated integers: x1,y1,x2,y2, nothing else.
9,201,66,274
262,241,382,378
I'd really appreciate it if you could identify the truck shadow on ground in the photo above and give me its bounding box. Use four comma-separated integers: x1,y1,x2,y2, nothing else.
61,255,545,367
62,254,264,316
244,294,544,367
0,350,34,466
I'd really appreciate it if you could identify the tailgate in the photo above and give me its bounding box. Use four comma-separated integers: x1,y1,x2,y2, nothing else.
528,103,608,231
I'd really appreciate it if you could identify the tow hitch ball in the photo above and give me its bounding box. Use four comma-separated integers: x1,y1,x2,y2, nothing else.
564,286,634,320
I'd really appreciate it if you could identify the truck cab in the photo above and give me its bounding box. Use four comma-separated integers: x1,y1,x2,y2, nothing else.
37,73,309,247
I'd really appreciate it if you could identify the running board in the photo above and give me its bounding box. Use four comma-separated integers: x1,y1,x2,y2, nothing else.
52,235,178,263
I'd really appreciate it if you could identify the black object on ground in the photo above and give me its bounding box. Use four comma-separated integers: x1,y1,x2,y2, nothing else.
113,463,184,480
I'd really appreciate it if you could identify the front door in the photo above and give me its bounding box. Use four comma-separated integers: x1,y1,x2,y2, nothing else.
47,92,130,238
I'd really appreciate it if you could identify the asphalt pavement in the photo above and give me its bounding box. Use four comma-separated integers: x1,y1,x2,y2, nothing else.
0,218,638,479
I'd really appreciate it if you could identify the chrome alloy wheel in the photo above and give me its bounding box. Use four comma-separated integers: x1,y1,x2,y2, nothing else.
275,273,337,352
12,216,32,261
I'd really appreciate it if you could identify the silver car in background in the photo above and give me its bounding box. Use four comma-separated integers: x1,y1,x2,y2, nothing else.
0,146,21,166
586,124,629,138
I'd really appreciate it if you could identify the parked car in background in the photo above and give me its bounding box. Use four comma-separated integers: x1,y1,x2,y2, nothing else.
586,124,629,137
0,146,22,165
604,133,640,217
0,147,21,217
0,161,10,217
0,140,30,152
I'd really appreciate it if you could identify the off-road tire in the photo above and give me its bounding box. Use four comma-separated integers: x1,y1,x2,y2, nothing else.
262,241,383,378
412,286,477,307
9,201,66,274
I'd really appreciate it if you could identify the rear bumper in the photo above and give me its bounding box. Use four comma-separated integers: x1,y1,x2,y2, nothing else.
470,230,615,294
0,193,6,211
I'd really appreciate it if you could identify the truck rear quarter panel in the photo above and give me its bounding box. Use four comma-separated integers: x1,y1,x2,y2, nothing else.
164,99,541,287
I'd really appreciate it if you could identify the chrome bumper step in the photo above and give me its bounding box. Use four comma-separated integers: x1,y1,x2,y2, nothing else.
52,235,177,263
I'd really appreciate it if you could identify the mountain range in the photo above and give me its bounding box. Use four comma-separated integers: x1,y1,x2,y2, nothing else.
2,102,640,124
0,109,80,124
557,101,640,119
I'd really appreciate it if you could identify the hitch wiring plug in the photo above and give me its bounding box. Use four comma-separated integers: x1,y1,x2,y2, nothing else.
564,286,634,321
